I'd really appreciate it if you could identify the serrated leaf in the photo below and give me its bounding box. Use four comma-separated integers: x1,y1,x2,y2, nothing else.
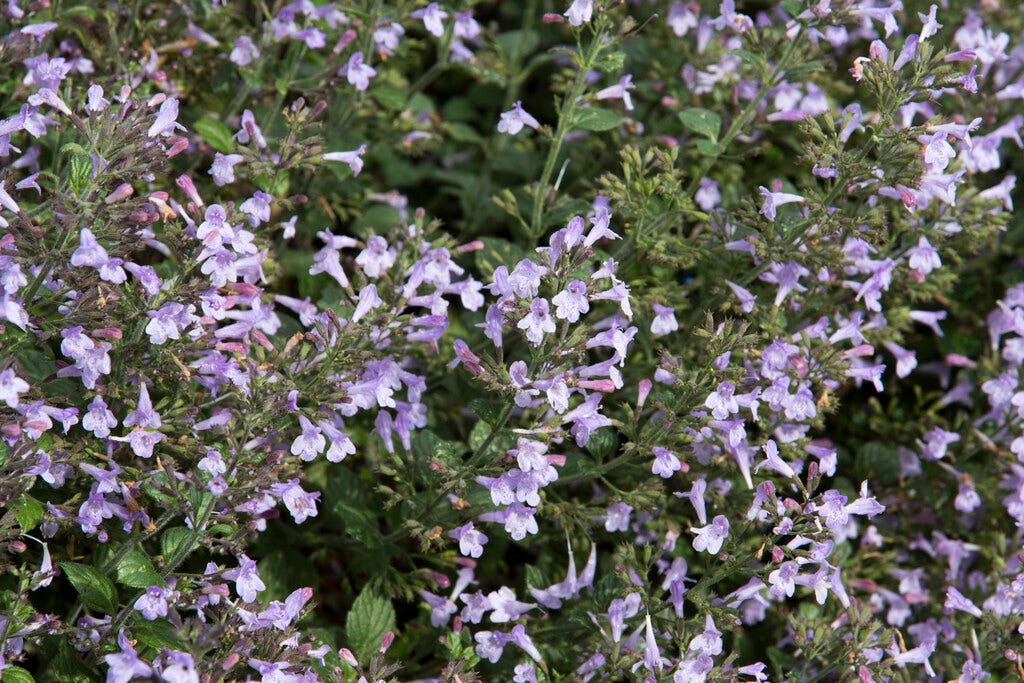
67,154,92,196
60,562,118,614
2,666,36,683
130,616,189,653
345,586,396,661
468,398,504,425
599,51,627,73
115,549,163,589
572,107,625,132
12,494,43,532
678,108,721,141
192,117,234,153
324,469,380,548
160,527,195,563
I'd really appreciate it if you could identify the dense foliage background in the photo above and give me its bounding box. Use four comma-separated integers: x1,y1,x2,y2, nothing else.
1,0,1024,681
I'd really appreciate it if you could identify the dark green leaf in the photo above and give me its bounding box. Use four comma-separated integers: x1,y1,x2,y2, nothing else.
447,122,484,144
131,616,190,653
345,585,396,661
585,428,619,460
468,398,504,425
160,527,195,563
373,85,407,111
678,108,721,141
60,562,118,614
12,494,43,532
2,667,36,683
572,108,625,132
192,118,234,153
115,549,163,589
67,154,91,196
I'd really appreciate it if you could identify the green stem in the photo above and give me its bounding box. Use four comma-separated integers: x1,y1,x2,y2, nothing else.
529,29,607,238
683,24,807,198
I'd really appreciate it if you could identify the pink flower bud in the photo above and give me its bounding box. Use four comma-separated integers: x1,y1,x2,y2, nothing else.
338,648,359,667
175,175,204,208
771,546,784,563
379,631,394,653
104,183,134,205
456,240,485,253
577,379,616,392
222,653,240,669
147,93,167,108
92,328,123,340
166,136,189,158
546,454,567,467
637,378,652,410
542,12,565,22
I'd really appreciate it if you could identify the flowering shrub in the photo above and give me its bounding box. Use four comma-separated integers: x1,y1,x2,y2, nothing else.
1,0,1024,681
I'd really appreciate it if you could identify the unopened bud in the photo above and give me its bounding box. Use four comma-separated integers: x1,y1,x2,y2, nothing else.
104,183,134,205
379,631,394,653
542,12,565,22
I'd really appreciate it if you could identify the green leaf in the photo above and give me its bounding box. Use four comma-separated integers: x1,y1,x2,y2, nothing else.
67,154,92,196
585,428,619,460
572,107,625,132
115,549,163,589
160,527,195,563
373,85,407,111
468,398,504,425
60,562,118,614
780,0,802,16
12,494,43,532
346,586,396,661
678,108,721,141
2,666,36,683
599,51,627,72
131,616,189,653
192,117,234,153
325,469,380,548
695,138,723,156
447,121,484,144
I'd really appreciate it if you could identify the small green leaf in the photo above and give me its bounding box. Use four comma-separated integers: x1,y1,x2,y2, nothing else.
346,586,396,661
373,85,407,111
585,428,619,460
67,154,92,196
115,549,163,589
678,108,721,141
695,138,723,156
2,666,36,683
468,398,504,425
599,51,627,72
780,0,803,16
447,121,484,144
572,107,625,132
12,494,44,532
60,562,118,614
192,117,234,154
160,527,195,563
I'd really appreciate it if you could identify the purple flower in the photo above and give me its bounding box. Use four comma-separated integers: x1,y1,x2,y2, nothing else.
411,3,448,36
355,235,396,277
324,144,367,176
105,633,153,683
234,110,267,148
133,585,169,620
518,298,556,345
552,280,589,322
291,415,325,461
70,228,108,268
210,153,244,186
270,479,320,523
449,522,488,558
123,383,161,429
768,561,799,599
342,52,376,91
595,74,634,110
691,515,729,554
758,186,805,221
651,446,681,478
688,614,722,656
907,236,941,276
487,586,535,623
474,630,512,663
497,101,541,135
147,96,183,137
454,12,481,41
0,368,29,408
230,35,260,66
650,304,678,336
224,554,266,602
82,395,117,438
564,0,593,26
604,501,632,532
